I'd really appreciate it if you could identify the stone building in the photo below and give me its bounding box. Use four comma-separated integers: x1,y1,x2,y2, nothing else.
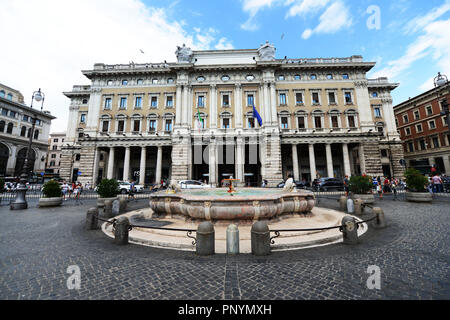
45,132,66,175
394,80,450,175
0,83,55,178
61,42,403,187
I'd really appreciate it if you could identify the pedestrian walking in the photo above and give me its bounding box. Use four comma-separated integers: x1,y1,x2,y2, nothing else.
128,180,136,200
391,178,398,201
343,175,349,196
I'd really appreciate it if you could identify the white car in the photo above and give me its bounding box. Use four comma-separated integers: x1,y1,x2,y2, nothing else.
178,180,211,189
118,181,144,194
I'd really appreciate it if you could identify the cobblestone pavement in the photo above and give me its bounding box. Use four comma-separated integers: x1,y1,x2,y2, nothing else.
0,196,448,300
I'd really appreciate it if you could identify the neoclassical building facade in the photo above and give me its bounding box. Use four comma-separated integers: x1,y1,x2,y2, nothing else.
0,83,55,178
61,42,403,187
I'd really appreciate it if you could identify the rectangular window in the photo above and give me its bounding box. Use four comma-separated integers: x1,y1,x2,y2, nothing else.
374,107,381,118
429,120,436,129
331,116,339,128
120,97,127,109
165,119,172,131
248,117,255,128
1,109,8,116
135,97,142,108
197,95,205,107
405,127,411,135
403,114,409,123
344,92,352,104
314,116,322,128
419,139,426,150
247,94,254,106
149,120,156,132
426,105,433,115
416,124,422,133
23,115,29,122
328,92,336,104
297,117,305,129
281,117,288,129
80,114,86,123
104,98,112,109
279,93,286,105
53,138,58,143
295,92,303,104
222,94,229,107
414,110,420,120
117,120,124,132
166,96,173,107
432,136,440,148
102,121,109,132
151,96,158,108
51,154,56,159
312,92,319,105
348,115,355,128
9,111,16,118
223,118,230,128
408,142,414,152
133,120,140,132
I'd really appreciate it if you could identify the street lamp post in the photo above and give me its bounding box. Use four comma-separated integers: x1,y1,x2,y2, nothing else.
10,89,45,210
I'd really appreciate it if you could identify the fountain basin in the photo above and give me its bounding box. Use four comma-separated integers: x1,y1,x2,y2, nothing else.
149,188,315,222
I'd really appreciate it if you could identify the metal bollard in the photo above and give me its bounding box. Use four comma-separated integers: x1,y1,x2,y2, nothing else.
103,199,113,219
85,207,99,230
251,221,271,256
226,224,240,255
372,207,386,228
341,216,358,244
354,199,364,216
196,222,215,256
339,196,347,212
346,198,354,214
114,216,130,245
119,198,128,213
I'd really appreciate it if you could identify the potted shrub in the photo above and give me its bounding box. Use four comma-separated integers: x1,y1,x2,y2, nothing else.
96,178,119,207
404,168,432,202
38,180,63,207
349,175,375,204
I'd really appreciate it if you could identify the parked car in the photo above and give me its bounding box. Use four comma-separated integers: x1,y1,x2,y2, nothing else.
312,177,344,191
178,180,212,189
118,181,145,194
277,180,310,189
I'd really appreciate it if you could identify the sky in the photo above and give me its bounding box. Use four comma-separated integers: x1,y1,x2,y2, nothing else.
1,0,449,134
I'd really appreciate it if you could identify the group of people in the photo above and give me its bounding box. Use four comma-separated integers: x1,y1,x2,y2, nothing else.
61,181,84,203
371,176,404,200
428,173,446,193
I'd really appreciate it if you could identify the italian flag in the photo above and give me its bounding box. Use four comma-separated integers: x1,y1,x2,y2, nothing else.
196,108,203,132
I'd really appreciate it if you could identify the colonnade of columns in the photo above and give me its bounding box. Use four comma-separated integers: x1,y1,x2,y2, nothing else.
290,143,353,181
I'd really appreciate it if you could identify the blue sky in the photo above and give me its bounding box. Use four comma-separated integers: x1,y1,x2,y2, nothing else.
1,0,449,133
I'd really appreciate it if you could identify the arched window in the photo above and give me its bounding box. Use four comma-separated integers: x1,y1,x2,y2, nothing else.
329,110,341,129
147,113,159,133
20,126,26,137
278,110,290,129
6,122,13,134
219,111,232,129
295,110,307,130
194,112,207,129
100,115,111,133
0,143,9,176
345,109,358,128
312,110,324,129
0,90,5,98
0,120,5,132
7,93,13,100
131,114,143,133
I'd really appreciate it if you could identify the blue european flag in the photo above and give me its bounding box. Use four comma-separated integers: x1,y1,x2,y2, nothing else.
252,105,263,126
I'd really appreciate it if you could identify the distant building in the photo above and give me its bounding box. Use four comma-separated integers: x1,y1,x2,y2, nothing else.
46,132,66,175
394,81,450,175
0,83,56,179
61,42,403,187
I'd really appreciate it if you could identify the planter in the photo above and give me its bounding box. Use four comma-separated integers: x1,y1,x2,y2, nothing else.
38,197,63,207
406,192,432,203
353,193,375,204
97,196,118,207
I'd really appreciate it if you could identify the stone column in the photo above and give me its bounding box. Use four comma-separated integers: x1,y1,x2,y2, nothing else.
139,146,146,185
269,82,277,124
210,84,217,128
235,137,244,184
92,147,99,186
358,144,366,175
123,146,130,181
309,144,317,181
342,143,351,177
443,155,450,175
263,83,271,126
325,143,334,178
209,142,217,186
107,147,115,179
155,146,163,184
292,144,300,181
235,83,243,128
175,85,182,125
354,81,375,132
182,85,189,126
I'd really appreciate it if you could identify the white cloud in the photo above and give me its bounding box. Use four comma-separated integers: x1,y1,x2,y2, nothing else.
0,0,227,133
285,0,331,18
403,0,450,34
300,1,352,39
240,0,285,31
215,38,234,50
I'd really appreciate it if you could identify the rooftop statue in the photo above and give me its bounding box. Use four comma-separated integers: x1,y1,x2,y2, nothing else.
175,44,193,63
258,40,276,61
